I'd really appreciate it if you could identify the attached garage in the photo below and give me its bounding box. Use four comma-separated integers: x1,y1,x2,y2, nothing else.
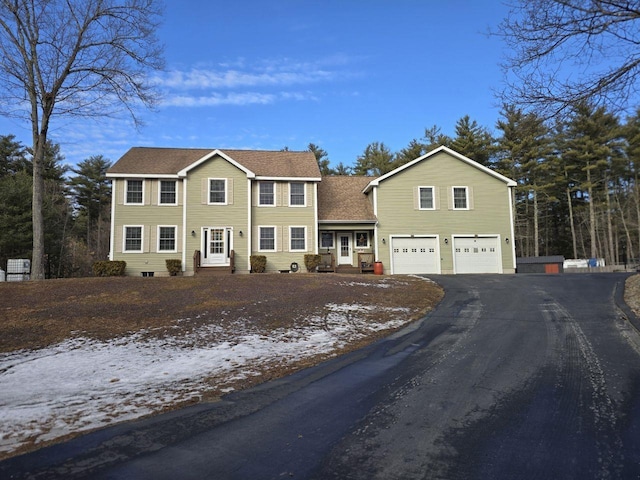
453,236,501,274
391,236,439,274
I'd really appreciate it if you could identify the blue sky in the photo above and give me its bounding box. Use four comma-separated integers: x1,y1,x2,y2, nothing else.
0,0,511,169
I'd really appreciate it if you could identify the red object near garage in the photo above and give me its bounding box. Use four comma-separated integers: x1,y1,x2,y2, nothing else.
374,261,383,275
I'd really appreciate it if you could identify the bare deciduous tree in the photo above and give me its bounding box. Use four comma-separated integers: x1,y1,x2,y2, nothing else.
0,0,164,279
497,0,640,117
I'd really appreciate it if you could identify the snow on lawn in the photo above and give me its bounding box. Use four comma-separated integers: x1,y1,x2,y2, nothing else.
0,303,413,456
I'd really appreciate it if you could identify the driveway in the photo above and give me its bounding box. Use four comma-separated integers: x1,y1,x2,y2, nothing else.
2,274,640,479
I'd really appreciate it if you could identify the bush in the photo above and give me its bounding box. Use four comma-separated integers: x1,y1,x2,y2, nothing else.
165,259,182,276
250,255,267,273
304,254,321,272
92,261,126,277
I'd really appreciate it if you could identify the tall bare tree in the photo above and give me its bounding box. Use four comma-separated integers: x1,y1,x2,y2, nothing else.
497,0,640,117
0,0,163,279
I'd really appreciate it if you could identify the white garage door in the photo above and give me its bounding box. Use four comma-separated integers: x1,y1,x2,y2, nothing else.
391,237,439,274
453,236,500,273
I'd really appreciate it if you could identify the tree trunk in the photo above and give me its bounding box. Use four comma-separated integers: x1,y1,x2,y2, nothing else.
31,134,46,280
587,165,597,259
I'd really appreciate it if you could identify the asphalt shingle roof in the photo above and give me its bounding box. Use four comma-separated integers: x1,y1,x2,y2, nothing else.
317,176,377,222
107,147,321,178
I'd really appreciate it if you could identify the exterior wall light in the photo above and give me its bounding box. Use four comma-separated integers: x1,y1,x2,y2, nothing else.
239,230,243,237
191,230,196,237
382,238,386,244
444,238,449,244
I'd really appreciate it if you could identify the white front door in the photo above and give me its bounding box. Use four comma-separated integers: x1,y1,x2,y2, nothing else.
202,227,230,266
338,234,352,265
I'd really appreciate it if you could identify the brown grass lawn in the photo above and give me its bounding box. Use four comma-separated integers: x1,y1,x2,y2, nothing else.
0,272,443,365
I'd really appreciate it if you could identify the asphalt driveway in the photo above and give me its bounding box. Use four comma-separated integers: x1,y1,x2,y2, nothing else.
2,273,640,479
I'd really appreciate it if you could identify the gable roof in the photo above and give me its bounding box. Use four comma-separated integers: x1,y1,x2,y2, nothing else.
363,145,517,192
318,176,377,223
106,147,321,180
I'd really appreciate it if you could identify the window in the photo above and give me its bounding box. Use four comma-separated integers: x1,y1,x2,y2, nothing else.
453,187,468,209
419,187,434,209
321,231,334,248
355,231,370,248
289,182,305,206
158,226,176,252
259,181,275,206
159,180,177,205
125,180,143,204
259,226,276,251
124,226,143,252
290,227,306,251
209,179,226,204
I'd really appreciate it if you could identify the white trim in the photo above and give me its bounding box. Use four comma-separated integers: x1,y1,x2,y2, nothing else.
313,183,319,254
507,187,516,270
288,181,306,207
123,225,144,253
258,181,276,207
289,226,307,252
208,178,228,205
107,173,179,179
363,145,517,193
124,179,144,205
418,186,436,210
158,179,178,206
247,178,252,271
320,231,335,249
182,178,188,272
258,225,277,252
109,180,116,260
255,176,321,182
157,225,178,253
452,186,470,210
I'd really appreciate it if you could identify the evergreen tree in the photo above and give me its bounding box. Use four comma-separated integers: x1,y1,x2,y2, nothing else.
353,142,395,176
395,139,427,167
308,143,332,175
450,115,495,166
68,155,112,261
0,134,27,177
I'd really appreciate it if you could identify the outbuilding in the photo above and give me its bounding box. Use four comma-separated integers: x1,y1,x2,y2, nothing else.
516,256,565,274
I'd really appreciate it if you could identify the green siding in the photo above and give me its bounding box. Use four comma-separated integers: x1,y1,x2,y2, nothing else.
374,151,515,274
252,182,317,272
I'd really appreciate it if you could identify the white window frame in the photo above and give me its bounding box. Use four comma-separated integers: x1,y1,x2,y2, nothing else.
123,225,144,252
259,226,277,252
320,231,335,249
125,179,144,205
159,180,177,206
259,181,275,206
208,178,227,205
355,231,370,249
289,226,307,252
289,182,306,207
418,186,435,210
452,186,469,210
157,225,177,253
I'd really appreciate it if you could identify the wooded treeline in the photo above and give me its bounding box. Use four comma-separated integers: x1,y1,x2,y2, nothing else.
313,102,640,265
0,134,111,277
3,100,640,278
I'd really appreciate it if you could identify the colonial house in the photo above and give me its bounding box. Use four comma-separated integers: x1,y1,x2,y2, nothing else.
106,145,516,275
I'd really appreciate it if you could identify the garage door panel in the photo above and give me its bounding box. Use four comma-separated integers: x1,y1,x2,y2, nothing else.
392,237,439,274
453,237,500,273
